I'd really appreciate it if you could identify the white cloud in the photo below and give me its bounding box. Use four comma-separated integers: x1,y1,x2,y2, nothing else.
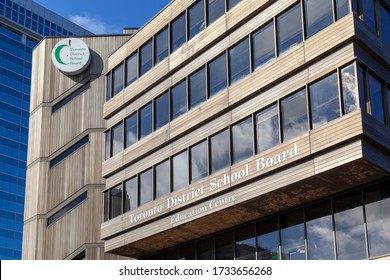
69,14,119,35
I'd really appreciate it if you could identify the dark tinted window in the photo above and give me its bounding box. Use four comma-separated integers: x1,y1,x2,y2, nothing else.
173,150,188,191
139,40,152,76
231,117,253,164
106,73,111,101
124,177,137,212
50,135,89,168
207,0,225,25
112,122,123,156
171,80,187,120
335,0,350,20
368,73,385,123
155,160,170,199
227,0,241,10
105,130,110,160
257,217,279,260
48,192,87,225
280,209,305,260
252,21,275,70
210,129,230,173
304,0,333,38
197,237,214,259
180,243,196,260
229,39,250,85
362,0,376,32
126,53,138,86
113,63,124,96
110,184,122,219
140,103,152,139
235,225,256,260
190,140,208,183
125,113,137,148
139,168,153,206
379,3,390,44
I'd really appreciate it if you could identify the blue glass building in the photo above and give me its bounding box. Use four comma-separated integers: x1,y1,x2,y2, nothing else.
0,0,92,259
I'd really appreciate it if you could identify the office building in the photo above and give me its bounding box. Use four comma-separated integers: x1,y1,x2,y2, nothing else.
0,0,92,259
101,0,390,260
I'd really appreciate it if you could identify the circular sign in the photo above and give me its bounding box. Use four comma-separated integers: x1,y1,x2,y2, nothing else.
51,38,91,75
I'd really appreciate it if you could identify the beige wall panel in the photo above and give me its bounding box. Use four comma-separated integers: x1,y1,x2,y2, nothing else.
27,107,51,165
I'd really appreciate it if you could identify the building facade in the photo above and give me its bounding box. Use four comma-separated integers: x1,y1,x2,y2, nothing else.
0,0,92,259
22,34,132,259
102,0,390,260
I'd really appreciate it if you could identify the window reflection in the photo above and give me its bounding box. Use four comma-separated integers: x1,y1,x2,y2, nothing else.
210,129,230,173
379,3,390,45
306,201,335,259
139,40,152,76
280,209,305,260
334,192,366,259
235,225,256,260
310,72,340,129
189,67,206,109
112,122,123,156
197,237,214,259
155,160,170,199
207,0,225,25
125,113,137,148
171,13,186,53
281,89,308,142
139,168,153,206
341,64,359,114
232,117,253,164
257,217,280,260
126,53,137,87
171,80,187,120
113,63,123,96
173,150,188,191
154,92,169,130
368,73,385,123
227,0,241,10
252,21,275,70
229,39,250,85
208,53,227,97
277,4,303,55
188,0,205,40
335,0,350,20
191,140,208,183
105,130,110,160
304,0,333,38
140,103,152,139
365,183,390,258
155,27,168,65
124,177,137,212
362,0,376,32
256,104,279,154
110,184,122,219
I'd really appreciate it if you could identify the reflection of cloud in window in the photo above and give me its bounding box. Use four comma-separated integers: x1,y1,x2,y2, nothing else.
127,131,136,145
341,65,358,114
307,217,334,259
232,119,252,160
211,130,229,172
191,142,208,181
366,199,390,257
257,106,279,152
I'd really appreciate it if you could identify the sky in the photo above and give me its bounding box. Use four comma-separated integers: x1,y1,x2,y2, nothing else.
33,0,172,34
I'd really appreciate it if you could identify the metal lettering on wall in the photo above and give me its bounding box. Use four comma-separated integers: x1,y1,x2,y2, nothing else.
129,143,298,225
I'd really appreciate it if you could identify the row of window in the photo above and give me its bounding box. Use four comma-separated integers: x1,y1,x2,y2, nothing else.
0,0,80,37
47,192,87,226
353,0,390,44
49,135,89,168
141,179,390,260
52,82,90,113
105,0,355,159
106,0,242,100
104,62,387,220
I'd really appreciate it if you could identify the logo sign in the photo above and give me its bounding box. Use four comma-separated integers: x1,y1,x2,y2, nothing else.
51,38,91,75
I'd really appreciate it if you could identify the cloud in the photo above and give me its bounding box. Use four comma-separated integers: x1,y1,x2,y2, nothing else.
69,14,119,35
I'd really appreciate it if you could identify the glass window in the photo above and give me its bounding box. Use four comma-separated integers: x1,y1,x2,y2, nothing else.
257,217,280,260
227,0,241,10
357,65,366,111
207,0,225,25
47,192,88,225
256,104,279,154
189,67,206,109
235,224,256,260
232,117,253,164
281,89,308,142
106,73,111,101
306,201,335,259
50,136,89,168
387,86,390,123
171,80,187,120
155,160,170,199
365,183,390,258
280,209,305,260
180,243,196,260
111,122,123,156
154,91,169,130
368,73,385,123
277,3,303,55
210,129,230,173
197,237,214,259
252,21,275,70
335,0,350,20
379,3,390,44
208,53,227,97
341,63,359,114
139,40,152,76
140,103,152,139
124,177,137,212
310,72,340,129
304,0,333,38
190,140,208,183
105,130,110,160
215,230,234,259
164,248,178,260
173,150,188,192
139,168,153,206
110,184,122,219
188,0,205,40
126,52,138,86
125,113,137,148
112,63,124,96
362,0,376,32
155,27,169,64
104,191,109,222
229,39,250,85
171,13,186,53
334,192,366,259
